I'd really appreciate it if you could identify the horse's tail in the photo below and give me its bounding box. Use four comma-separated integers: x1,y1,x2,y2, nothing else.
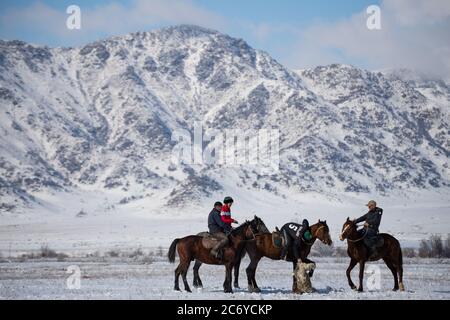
168,238,180,263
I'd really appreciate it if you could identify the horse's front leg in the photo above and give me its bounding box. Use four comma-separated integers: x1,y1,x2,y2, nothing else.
233,250,244,289
346,258,357,290
358,260,365,292
224,263,233,293
246,255,261,293
193,260,203,288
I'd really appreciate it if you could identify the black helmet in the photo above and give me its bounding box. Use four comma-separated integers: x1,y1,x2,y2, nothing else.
302,219,309,228
223,196,234,204
214,201,223,207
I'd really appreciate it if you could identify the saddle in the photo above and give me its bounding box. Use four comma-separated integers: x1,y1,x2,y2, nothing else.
198,232,222,249
374,235,384,247
272,227,286,249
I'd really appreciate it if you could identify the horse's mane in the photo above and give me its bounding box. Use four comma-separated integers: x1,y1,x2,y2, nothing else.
230,220,250,236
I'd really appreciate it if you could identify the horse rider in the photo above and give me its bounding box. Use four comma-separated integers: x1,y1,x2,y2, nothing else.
220,196,238,227
208,201,232,259
279,219,312,261
353,200,383,259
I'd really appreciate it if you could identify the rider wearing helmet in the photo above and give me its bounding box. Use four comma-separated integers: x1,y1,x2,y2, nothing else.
221,196,238,227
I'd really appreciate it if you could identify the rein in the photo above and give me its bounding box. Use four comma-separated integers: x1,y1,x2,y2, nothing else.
342,224,366,243
230,221,257,240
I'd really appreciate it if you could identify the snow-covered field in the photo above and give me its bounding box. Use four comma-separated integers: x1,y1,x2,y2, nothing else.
1,256,449,300
1,189,449,255
1,190,448,300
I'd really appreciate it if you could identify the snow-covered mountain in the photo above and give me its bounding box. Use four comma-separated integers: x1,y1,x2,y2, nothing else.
0,25,449,213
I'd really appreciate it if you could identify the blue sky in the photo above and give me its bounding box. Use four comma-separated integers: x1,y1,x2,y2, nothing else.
0,0,449,77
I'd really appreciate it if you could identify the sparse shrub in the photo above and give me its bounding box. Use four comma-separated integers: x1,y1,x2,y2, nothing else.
88,251,101,258
76,210,88,218
418,235,448,258
140,254,154,264
430,235,443,258
18,254,29,262
402,247,416,258
40,244,57,258
129,248,144,258
107,250,120,257
419,239,431,258
57,253,69,261
444,234,450,258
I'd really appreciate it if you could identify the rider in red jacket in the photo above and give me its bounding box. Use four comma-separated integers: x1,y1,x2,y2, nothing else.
221,196,238,226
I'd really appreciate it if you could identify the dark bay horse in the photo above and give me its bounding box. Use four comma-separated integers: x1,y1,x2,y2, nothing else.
339,217,405,292
192,216,270,290
235,220,333,292
168,218,262,293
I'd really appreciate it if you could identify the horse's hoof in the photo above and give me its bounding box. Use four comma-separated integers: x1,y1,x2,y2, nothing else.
186,289,192,293
248,286,261,293
393,287,399,292
224,289,233,293
174,287,181,291
234,283,240,289
357,288,363,292
350,285,357,291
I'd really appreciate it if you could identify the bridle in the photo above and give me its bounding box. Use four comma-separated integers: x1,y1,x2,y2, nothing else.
340,223,366,243
302,224,328,245
247,221,259,240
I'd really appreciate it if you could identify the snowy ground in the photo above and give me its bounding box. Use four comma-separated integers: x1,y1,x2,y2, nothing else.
1,189,448,299
1,256,449,300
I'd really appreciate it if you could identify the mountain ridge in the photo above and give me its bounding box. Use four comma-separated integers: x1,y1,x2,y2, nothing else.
0,25,448,213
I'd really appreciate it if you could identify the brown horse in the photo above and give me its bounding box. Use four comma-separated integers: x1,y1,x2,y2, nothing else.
235,220,333,293
339,217,405,292
168,218,263,293
192,215,269,289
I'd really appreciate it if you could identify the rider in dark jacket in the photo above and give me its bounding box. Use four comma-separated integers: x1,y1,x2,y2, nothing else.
208,202,231,234
279,219,311,261
208,201,232,259
354,200,383,258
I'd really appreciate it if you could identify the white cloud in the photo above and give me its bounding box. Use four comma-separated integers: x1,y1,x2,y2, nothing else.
0,0,225,45
1,0,449,79
289,0,450,78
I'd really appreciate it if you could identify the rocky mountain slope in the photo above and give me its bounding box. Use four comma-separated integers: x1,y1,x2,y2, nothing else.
0,25,448,213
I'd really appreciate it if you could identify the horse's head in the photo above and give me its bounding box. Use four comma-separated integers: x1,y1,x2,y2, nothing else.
339,217,357,241
252,215,270,234
311,219,332,245
233,216,269,240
